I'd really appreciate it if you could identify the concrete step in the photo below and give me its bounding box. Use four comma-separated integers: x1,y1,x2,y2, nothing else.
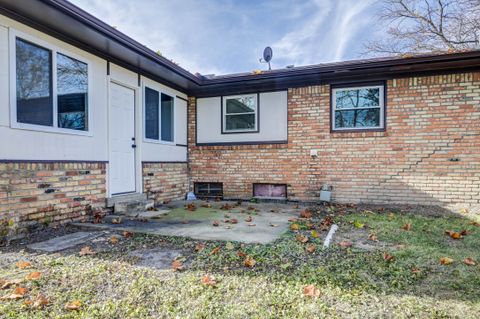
114,199,155,214
107,193,147,207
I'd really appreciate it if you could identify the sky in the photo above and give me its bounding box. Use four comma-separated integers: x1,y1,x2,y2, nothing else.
70,0,383,76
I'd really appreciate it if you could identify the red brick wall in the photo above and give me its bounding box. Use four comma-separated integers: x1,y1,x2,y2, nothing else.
0,162,106,240
188,73,480,210
143,162,189,204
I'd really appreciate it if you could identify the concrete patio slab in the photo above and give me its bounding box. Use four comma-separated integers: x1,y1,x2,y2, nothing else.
72,201,300,244
27,231,103,252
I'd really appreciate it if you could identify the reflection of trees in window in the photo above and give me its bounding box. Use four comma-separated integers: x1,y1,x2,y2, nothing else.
335,88,381,129
16,39,52,100
57,54,88,130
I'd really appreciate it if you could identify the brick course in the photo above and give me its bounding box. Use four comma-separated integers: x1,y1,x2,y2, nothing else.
188,73,480,210
0,162,107,240
143,162,189,204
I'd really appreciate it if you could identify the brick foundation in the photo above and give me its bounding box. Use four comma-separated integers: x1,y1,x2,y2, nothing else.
143,162,189,204
188,73,480,210
0,161,107,240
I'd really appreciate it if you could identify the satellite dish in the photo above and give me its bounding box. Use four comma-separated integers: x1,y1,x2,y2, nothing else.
260,47,273,70
263,46,273,62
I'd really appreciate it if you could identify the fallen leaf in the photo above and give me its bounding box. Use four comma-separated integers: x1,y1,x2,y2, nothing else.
111,218,122,224
244,256,256,268
109,236,119,244
288,217,298,222
306,223,315,230
229,218,238,224
1,279,22,290
368,233,378,241
122,231,133,238
16,261,32,269
290,223,299,231
319,216,334,231
212,220,220,227
1,287,28,300
411,267,421,274
354,220,365,229
300,209,313,219
79,246,95,256
388,213,395,220
296,235,309,243
247,223,256,227
237,251,247,258
195,243,205,252
245,216,253,223
460,229,470,236
220,204,233,210
209,247,221,255
25,272,41,281
65,300,82,311
401,223,412,231
445,230,463,239
185,203,196,211
306,244,316,253
470,221,480,227
303,284,321,297
201,274,216,286
338,241,353,248
383,252,395,262
269,223,279,227
171,260,184,271
32,294,49,309
311,230,320,238
440,257,454,265
225,242,235,250
464,258,476,266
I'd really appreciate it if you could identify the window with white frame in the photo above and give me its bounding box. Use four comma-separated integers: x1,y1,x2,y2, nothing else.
222,94,258,133
144,87,174,142
332,84,385,131
13,36,89,132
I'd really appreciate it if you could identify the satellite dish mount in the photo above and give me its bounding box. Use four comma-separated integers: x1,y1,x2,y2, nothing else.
259,46,273,70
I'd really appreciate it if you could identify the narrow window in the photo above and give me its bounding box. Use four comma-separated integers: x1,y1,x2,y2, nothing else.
57,53,88,130
332,85,384,131
16,38,53,126
161,93,174,142
145,87,159,140
223,94,258,133
144,87,174,142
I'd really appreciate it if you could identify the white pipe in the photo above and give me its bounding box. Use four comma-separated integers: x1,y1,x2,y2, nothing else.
323,224,339,248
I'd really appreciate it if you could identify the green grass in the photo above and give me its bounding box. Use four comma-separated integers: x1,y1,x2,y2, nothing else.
0,206,479,318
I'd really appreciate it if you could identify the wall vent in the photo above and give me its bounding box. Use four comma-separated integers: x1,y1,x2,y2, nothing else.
253,183,287,199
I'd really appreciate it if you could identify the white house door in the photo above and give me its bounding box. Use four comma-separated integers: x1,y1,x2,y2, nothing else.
109,82,136,195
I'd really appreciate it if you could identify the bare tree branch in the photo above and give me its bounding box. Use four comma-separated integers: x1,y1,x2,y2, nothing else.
365,0,480,56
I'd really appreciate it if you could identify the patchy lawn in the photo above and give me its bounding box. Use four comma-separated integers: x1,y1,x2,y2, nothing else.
0,204,479,318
